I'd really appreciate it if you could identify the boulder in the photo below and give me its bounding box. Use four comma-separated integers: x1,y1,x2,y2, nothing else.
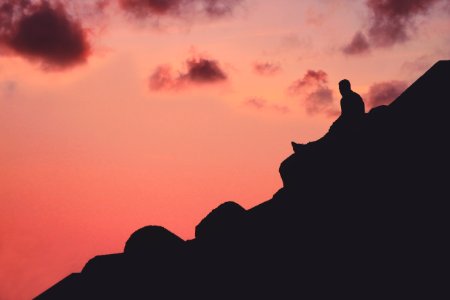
124,225,185,257
195,201,247,242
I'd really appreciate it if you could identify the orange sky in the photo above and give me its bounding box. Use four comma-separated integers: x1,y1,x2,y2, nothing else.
1,0,449,298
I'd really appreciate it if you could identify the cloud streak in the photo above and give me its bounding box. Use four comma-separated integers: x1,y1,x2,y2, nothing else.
342,31,370,55
365,80,408,108
149,56,227,91
253,62,281,76
0,0,91,70
118,0,243,19
244,97,289,114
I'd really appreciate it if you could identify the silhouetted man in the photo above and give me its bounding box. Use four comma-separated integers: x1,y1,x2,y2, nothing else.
338,79,365,121
292,79,365,152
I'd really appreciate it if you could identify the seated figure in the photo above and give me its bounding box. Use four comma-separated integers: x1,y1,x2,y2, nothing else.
292,79,365,152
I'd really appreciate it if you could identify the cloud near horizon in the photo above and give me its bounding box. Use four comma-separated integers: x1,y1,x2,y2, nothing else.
288,70,335,115
0,0,91,70
365,80,408,108
344,0,449,55
149,56,227,90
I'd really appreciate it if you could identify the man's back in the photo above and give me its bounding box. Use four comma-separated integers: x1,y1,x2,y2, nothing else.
340,90,365,120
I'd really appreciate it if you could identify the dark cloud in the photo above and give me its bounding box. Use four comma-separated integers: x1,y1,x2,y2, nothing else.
344,0,449,54
253,62,281,76
342,31,370,55
182,57,227,83
149,56,227,90
365,80,408,108
244,97,289,114
367,0,443,47
0,0,90,69
288,69,335,115
118,0,243,19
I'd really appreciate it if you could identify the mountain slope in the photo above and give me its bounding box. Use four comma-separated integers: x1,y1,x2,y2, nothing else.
36,61,450,299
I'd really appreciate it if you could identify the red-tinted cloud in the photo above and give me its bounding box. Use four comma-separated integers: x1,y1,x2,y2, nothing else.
202,0,242,17
288,70,335,115
344,0,448,54
402,55,435,74
149,56,227,90
253,62,281,76
148,65,176,90
367,0,443,47
288,70,327,94
365,80,408,108
342,31,370,55
245,97,266,109
244,97,289,114
304,86,334,114
119,0,243,18
181,57,227,83
118,0,182,17
0,0,90,70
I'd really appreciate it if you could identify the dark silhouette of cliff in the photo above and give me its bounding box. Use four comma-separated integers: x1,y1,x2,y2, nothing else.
36,61,450,299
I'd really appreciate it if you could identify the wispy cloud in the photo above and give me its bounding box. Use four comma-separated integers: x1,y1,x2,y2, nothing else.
244,97,289,114
365,80,408,108
288,70,335,115
252,62,281,76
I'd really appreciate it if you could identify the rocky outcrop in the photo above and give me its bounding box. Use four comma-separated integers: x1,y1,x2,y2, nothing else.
124,226,185,256
195,201,247,242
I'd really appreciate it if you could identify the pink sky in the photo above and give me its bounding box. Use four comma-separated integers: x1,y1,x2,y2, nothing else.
1,0,449,298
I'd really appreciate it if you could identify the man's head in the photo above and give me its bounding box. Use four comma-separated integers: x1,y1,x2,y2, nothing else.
339,79,351,96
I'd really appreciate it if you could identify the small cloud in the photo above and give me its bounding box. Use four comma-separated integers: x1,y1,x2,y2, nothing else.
305,86,334,115
0,0,91,70
148,65,177,90
271,104,290,114
149,56,227,91
365,80,408,108
1,80,16,97
118,0,243,19
366,0,441,48
253,62,281,76
288,70,328,94
342,31,370,55
244,97,290,114
118,0,182,17
244,97,266,109
201,0,243,17
402,55,434,74
288,69,335,115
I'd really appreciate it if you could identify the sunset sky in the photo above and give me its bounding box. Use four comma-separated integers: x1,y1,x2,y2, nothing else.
1,0,449,298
